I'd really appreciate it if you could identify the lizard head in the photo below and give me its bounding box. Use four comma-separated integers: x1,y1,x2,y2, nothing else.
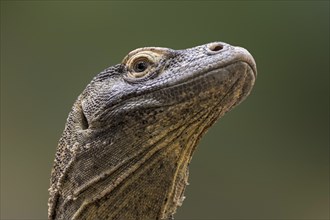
49,42,256,219
79,42,256,131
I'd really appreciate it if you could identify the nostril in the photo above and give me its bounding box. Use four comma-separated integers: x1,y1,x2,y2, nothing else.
208,43,223,52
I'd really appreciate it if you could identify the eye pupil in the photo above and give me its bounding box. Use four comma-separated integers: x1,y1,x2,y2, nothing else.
134,61,148,72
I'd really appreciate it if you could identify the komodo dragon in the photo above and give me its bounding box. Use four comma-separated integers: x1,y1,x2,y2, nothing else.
48,42,257,219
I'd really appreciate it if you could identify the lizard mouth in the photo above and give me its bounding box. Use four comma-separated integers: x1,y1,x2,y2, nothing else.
164,44,257,98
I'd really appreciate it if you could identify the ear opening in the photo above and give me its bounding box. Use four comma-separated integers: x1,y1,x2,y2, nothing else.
80,109,89,130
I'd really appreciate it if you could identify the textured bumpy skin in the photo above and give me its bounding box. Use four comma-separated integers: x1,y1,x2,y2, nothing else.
48,42,257,220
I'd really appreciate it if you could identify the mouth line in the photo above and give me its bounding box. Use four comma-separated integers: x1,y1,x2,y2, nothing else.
91,61,255,126
194,59,256,81
169,59,256,91
242,60,257,78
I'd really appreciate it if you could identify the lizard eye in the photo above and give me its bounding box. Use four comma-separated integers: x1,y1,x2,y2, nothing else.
133,59,149,73
123,50,165,81
126,56,153,79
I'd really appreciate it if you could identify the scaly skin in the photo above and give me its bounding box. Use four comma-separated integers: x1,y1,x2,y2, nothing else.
48,42,257,219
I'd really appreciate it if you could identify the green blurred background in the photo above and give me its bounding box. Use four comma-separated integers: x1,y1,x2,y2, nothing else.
1,1,329,219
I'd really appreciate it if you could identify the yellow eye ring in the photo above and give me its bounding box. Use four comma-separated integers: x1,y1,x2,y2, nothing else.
127,54,154,78
123,50,166,80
